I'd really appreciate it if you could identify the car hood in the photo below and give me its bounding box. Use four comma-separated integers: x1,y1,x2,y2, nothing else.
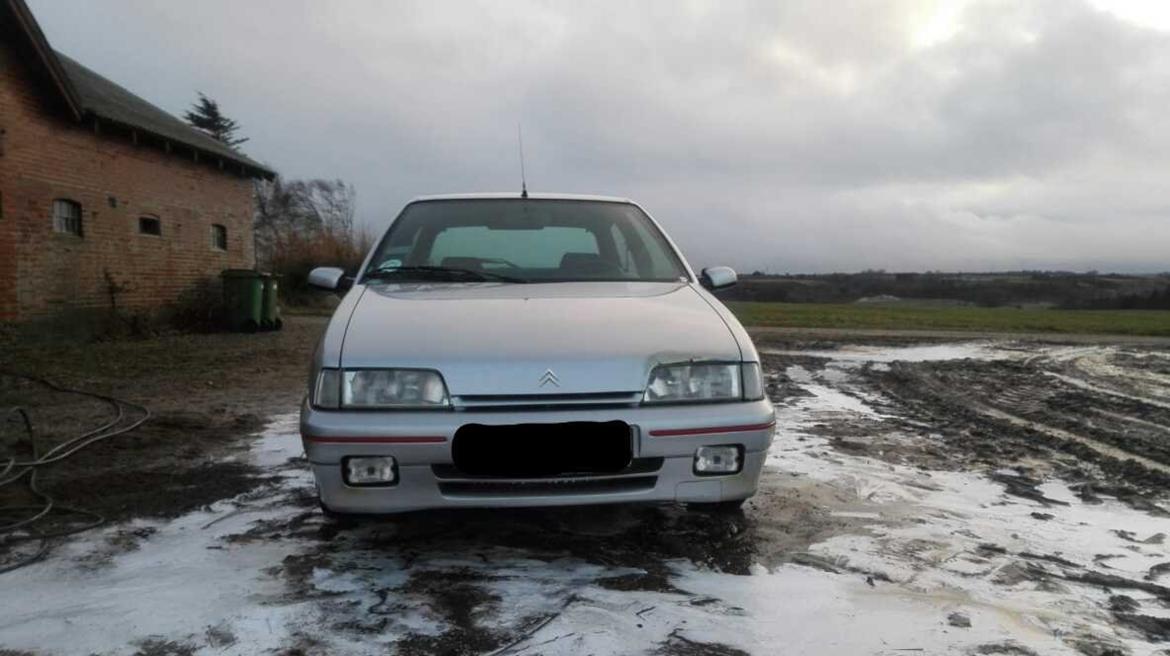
340,281,742,396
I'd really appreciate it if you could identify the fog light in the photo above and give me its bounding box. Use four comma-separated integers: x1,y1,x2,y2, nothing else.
343,456,397,486
694,445,742,475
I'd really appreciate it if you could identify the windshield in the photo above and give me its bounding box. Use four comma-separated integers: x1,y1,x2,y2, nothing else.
363,199,690,284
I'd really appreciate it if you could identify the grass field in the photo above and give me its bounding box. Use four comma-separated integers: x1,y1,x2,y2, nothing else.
728,302,1170,336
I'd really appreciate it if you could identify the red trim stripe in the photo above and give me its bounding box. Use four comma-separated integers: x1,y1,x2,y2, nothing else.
306,435,447,444
648,420,776,438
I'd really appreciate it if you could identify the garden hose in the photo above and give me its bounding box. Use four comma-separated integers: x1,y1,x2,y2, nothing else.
0,372,150,574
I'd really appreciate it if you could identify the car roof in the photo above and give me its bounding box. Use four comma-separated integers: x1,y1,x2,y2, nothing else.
409,192,632,204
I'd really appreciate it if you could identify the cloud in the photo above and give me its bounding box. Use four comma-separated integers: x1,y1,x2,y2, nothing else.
27,0,1170,272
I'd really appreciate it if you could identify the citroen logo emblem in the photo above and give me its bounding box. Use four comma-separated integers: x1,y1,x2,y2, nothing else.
539,369,560,388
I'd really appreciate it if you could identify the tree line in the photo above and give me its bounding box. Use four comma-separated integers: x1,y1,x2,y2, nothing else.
723,271,1170,309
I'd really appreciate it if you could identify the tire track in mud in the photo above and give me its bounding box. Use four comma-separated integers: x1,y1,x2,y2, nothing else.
765,344,1170,652
893,364,1170,476
973,402,1170,476
998,350,1170,472
863,351,1170,512
1045,371,1170,411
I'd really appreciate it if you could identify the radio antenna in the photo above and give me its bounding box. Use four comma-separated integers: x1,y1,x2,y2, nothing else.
517,124,528,198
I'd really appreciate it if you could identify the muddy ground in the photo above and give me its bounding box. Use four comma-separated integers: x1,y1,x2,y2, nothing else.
0,315,324,523
1,327,1169,655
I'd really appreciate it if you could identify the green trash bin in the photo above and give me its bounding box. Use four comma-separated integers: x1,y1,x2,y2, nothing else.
221,269,263,333
260,273,282,331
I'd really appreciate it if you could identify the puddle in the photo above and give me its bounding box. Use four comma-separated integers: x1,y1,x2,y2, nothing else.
0,418,316,656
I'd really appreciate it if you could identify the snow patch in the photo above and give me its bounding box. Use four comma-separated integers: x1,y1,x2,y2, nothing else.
764,342,1018,363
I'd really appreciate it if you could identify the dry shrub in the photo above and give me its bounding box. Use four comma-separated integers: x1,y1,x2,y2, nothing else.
267,225,373,304
253,177,373,305
167,277,226,333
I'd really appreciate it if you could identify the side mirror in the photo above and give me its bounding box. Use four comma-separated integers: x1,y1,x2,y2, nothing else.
308,266,352,292
700,266,737,291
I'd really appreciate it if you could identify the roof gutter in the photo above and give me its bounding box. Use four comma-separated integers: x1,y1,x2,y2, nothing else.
95,114,276,179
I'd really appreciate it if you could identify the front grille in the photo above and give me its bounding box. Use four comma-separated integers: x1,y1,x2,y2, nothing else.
431,457,664,480
438,475,657,497
452,391,642,411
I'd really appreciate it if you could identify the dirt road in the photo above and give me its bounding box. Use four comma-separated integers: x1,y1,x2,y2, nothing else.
2,333,1169,655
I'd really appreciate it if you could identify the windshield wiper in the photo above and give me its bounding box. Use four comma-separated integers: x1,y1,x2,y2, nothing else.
364,266,529,284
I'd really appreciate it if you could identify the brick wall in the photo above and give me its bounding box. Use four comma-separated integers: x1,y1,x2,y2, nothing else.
0,39,256,322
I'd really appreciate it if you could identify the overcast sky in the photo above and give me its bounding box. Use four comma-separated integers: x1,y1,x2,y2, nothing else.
27,0,1170,273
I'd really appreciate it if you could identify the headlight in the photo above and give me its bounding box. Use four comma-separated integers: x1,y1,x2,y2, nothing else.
643,362,748,404
312,368,450,409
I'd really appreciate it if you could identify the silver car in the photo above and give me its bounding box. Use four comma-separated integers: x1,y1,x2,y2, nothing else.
302,193,775,515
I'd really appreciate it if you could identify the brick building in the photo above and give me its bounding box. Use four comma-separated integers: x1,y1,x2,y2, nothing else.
0,0,274,322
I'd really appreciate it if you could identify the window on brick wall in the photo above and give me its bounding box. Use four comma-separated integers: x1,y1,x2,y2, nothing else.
138,215,162,236
52,199,82,236
211,223,228,251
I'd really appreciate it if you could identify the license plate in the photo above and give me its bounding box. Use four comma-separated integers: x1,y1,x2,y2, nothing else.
452,421,632,477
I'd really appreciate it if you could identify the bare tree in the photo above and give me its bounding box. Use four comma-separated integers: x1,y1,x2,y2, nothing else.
254,178,358,264
290,178,357,235
253,178,370,295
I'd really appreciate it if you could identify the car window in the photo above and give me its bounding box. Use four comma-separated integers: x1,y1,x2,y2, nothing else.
366,199,689,283
428,226,600,269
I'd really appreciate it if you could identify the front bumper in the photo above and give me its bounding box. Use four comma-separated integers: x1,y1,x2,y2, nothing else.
300,399,775,514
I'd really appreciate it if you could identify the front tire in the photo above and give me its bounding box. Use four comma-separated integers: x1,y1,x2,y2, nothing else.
686,499,746,514
318,500,361,524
